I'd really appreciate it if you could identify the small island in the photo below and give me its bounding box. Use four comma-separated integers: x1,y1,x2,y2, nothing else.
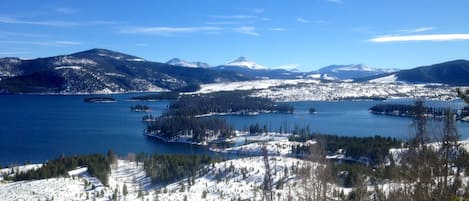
83,97,116,103
130,105,151,112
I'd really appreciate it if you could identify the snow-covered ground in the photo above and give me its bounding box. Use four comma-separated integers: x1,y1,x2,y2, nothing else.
210,132,315,156
107,160,152,201
198,79,320,94
198,79,456,101
0,164,43,181
0,177,97,201
3,139,469,200
215,139,313,156
0,166,107,201
155,156,343,201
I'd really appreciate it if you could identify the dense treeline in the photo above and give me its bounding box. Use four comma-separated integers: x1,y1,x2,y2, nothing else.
167,91,294,116
144,91,293,143
289,132,402,165
146,116,235,143
248,123,269,134
130,91,180,100
173,83,201,92
370,103,459,119
136,153,215,183
83,97,115,103
6,154,111,185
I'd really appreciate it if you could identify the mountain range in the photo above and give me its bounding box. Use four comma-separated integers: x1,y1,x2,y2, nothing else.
0,49,249,93
1,48,468,94
313,64,397,80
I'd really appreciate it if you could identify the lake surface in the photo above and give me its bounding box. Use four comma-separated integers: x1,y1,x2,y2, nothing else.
1,94,468,165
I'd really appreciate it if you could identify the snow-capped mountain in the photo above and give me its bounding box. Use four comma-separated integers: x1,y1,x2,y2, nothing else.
224,57,266,70
311,64,397,80
166,58,210,68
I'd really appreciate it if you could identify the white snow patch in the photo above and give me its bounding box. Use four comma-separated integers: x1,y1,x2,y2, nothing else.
104,72,125,77
54,65,83,70
53,56,97,66
369,74,398,83
126,58,145,62
225,57,266,70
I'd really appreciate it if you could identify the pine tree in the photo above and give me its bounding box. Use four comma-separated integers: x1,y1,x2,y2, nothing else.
123,184,128,197
457,88,469,104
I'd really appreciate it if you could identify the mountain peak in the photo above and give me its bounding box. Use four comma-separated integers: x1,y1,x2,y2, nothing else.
70,48,145,61
166,58,210,68
226,57,266,70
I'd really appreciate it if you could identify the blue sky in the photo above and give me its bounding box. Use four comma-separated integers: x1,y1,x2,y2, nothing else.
1,0,469,71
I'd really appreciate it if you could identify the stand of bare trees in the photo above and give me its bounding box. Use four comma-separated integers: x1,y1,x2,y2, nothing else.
387,99,469,201
262,146,274,201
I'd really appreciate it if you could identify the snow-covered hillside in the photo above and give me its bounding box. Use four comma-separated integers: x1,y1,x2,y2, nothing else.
156,156,329,201
166,58,210,68
311,64,397,80
197,79,456,101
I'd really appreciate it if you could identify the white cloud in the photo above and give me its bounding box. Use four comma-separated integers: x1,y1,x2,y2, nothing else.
398,27,434,34
233,26,260,36
269,27,288,32
0,16,76,27
296,17,310,23
205,21,243,25
0,16,120,27
369,34,469,42
55,40,81,45
120,26,222,35
0,40,82,46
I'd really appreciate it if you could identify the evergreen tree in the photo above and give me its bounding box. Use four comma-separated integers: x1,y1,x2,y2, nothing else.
123,184,128,197
457,88,469,104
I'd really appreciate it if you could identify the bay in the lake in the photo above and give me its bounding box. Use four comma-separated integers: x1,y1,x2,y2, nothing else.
1,93,468,165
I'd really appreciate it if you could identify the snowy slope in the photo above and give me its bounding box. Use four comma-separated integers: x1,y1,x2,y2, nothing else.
312,64,397,80
197,79,456,101
166,58,210,68
369,74,398,83
225,57,266,70
156,156,330,201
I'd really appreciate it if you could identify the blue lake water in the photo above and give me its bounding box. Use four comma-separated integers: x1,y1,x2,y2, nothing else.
1,93,468,165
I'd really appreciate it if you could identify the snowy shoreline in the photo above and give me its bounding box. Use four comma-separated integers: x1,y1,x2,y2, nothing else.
1,79,462,102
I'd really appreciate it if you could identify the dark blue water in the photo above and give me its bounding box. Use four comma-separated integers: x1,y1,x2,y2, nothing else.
223,99,469,139
1,94,468,165
0,94,209,165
